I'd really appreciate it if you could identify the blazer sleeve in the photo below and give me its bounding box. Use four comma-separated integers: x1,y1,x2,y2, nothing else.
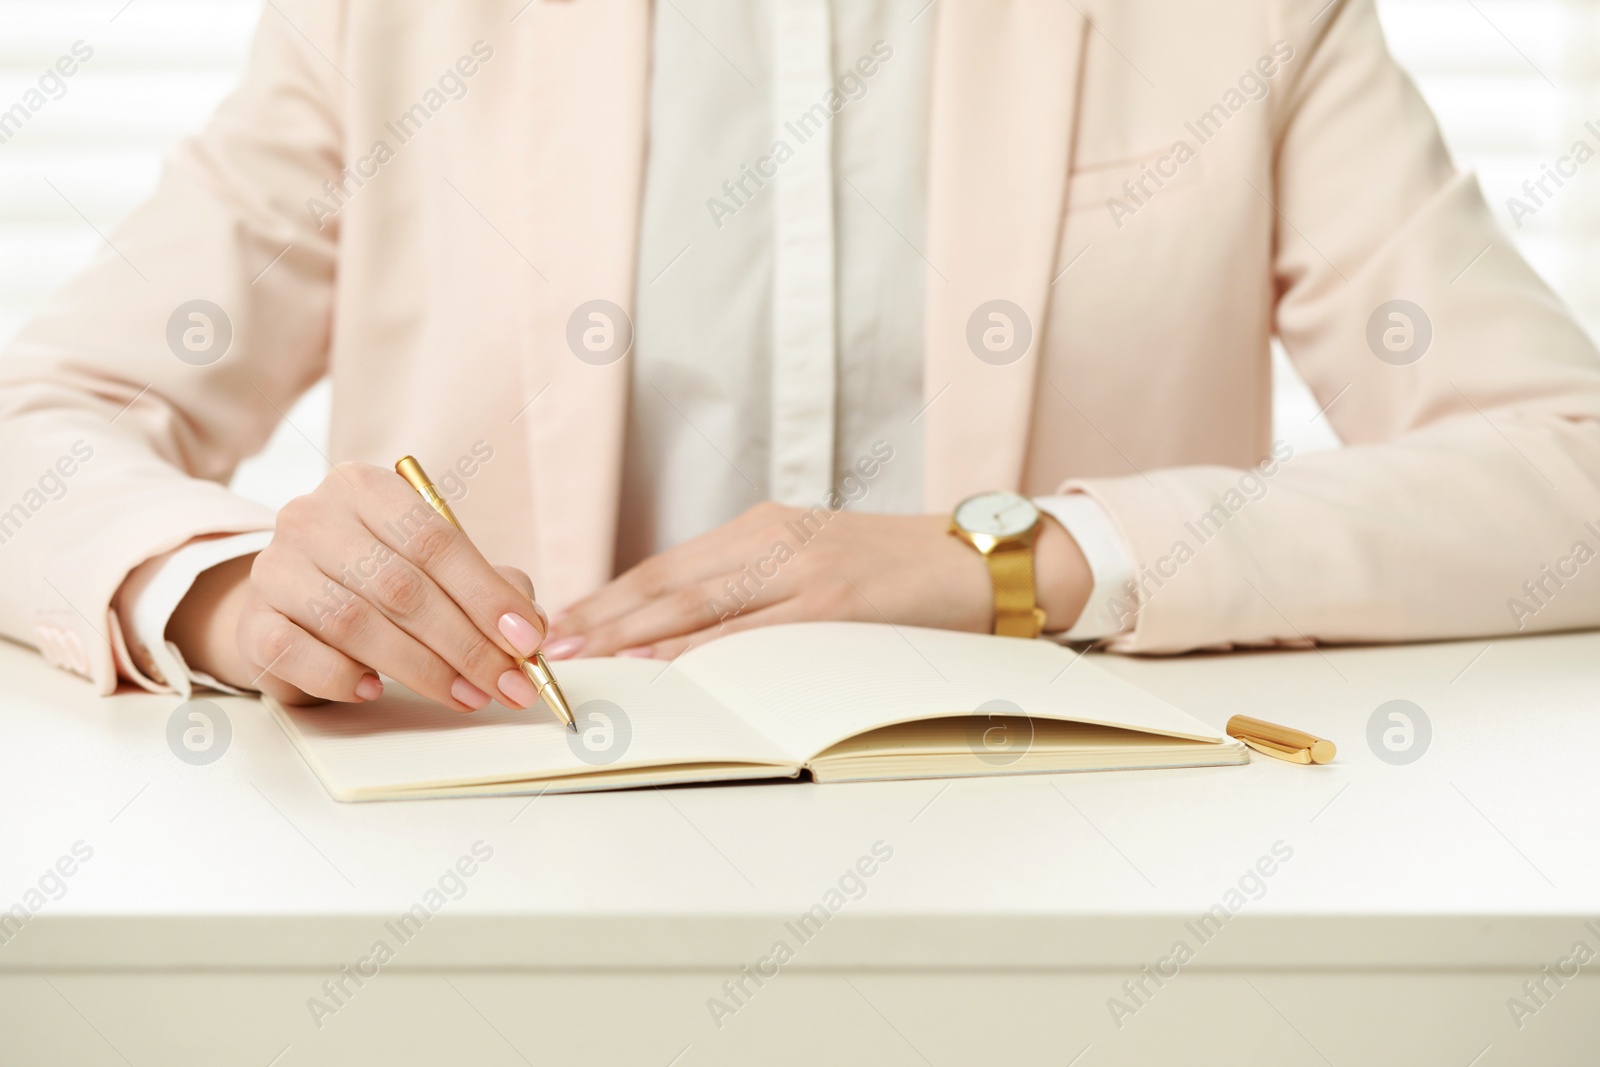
1067,0,1600,653
0,0,348,691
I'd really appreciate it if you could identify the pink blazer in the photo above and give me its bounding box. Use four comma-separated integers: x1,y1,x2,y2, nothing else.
3,0,1598,693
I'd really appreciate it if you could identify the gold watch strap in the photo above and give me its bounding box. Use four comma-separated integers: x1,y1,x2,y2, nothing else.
986,541,1047,638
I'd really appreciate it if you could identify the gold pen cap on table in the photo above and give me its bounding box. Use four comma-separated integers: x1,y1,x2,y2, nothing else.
1226,715,1336,765
394,456,576,731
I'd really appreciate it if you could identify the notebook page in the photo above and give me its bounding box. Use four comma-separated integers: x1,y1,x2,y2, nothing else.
673,622,1227,761
272,657,794,797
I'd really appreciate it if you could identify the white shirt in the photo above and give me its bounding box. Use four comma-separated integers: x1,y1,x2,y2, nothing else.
119,0,1133,697
621,0,1131,625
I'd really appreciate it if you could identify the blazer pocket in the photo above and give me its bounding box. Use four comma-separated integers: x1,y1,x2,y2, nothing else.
1065,142,1204,216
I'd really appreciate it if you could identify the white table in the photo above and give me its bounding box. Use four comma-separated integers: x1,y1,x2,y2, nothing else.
2,631,1598,1065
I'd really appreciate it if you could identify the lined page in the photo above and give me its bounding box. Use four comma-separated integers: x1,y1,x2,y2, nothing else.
272,658,794,799
673,622,1227,761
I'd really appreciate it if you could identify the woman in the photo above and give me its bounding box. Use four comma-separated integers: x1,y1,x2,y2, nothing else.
2,0,1596,713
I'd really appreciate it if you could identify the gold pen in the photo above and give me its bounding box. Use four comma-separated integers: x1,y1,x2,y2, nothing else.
394,456,576,731
1226,715,1335,765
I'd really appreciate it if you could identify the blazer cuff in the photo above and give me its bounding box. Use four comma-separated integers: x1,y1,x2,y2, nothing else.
28,489,276,695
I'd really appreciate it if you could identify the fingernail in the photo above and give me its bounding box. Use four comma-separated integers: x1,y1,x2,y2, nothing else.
355,674,383,701
451,677,492,712
616,645,654,658
498,612,544,656
533,603,549,627
497,668,537,709
542,635,586,660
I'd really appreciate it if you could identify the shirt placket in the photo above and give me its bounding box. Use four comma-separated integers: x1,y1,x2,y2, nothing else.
770,0,837,506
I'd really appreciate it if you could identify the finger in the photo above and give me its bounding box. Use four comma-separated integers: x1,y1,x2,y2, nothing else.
491,566,547,708
641,596,820,661
238,603,379,704
313,539,524,709
351,465,549,659
259,676,321,707
558,506,781,636
554,555,685,639
493,565,548,637
261,549,491,712
269,485,511,707
577,564,797,657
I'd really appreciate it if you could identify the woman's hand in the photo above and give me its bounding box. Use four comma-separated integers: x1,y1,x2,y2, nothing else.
164,463,549,711
543,503,1093,661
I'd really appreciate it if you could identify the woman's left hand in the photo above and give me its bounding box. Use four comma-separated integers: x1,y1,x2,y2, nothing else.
542,503,1091,661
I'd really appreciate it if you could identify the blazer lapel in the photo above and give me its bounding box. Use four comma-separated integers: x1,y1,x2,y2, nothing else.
510,0,651,605
922,0,1087,510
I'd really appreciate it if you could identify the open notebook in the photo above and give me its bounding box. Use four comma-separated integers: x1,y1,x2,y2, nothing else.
267,622,1248,801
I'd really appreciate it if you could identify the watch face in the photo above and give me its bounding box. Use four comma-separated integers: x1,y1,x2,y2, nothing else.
954,491,1039,538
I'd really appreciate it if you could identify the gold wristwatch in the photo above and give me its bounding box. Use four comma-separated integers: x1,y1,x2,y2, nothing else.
948,490,1047,638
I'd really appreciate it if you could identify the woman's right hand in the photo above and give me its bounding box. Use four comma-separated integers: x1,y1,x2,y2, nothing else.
165,462,548,711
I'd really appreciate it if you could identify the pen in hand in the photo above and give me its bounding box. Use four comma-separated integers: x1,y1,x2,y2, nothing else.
394,456,577,731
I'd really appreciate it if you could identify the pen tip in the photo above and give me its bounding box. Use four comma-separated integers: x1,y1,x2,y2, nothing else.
568,721,578,733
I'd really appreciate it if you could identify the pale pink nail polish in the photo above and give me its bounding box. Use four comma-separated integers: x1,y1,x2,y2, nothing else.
498,612,543,657
451,677,491,711
616,645,654,658
498,668,537,709
542,635,586,660
355,674,383,701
